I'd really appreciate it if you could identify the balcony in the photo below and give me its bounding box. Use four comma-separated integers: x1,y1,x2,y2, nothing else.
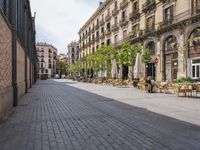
159,0,170,3
111,23,119,32
119,17,129,27
49,55,52,58
95,36,100,42
120,0,129,10
91,28,95,33
91,39,95,44
142,0,156,13
105,30,111,36
158,18,173,28
144,25,155,33
100,19,105,26
95,24,99,30
112,8,119,16
105,13,111,22
100,33,105,39
129,10,140,20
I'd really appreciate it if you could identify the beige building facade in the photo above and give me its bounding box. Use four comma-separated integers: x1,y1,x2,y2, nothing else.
79,0,200,81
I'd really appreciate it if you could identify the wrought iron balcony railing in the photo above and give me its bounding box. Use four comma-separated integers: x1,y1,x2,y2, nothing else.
120,0,129,10
105,13,111,21
144,25,155,33
100,19,105,26
95,24,99,30
142,0,156,13
129,9,140,20
112,8,119,16
105,30,111,36
111,23,119,32
119,17,129,27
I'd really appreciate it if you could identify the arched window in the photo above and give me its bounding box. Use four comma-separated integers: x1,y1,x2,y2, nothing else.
164,35,178,80
189,28,200,58
146,41,155,55
164,35,177,52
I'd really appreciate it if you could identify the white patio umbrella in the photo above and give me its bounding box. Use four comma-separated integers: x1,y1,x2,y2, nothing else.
134,53,143,79
111,59,118,78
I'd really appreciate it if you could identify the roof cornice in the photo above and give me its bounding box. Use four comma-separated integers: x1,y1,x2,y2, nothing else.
78,0,114,34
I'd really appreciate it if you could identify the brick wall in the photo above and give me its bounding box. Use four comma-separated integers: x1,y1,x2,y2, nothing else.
17,41,25,99
0,14,13,119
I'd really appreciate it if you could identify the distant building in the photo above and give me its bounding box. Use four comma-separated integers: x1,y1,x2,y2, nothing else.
57,53,68,76
67,41,80,65
36,43,58,78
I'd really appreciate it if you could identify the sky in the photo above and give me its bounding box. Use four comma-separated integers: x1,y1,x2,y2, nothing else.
30,0,102,54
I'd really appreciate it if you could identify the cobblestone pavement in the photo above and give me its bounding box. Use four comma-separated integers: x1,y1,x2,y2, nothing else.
66,79,200,126
0,80,200,150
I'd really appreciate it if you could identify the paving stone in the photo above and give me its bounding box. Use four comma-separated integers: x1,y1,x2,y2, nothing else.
0,79,200,150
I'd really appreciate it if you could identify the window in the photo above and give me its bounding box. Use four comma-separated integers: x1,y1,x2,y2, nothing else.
45,70,48,73
96,31,99,37
123,30,127,39
133,1,138,10
146,16,155,31
114,35,118,44
164,6,173,23
122,11,126,19
114,1,117,9
114,16,118,24
97,19,99,25
192,59,200,79
107,39,111,45
107,22,110,31
101,27,104,34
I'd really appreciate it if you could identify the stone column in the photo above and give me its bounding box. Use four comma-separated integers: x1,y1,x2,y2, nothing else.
177,33,187,78
156,38,163,81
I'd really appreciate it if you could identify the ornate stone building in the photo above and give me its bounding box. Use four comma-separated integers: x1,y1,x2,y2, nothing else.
79,0,200,81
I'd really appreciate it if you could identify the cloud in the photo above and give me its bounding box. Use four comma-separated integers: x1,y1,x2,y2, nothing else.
30,0,101,54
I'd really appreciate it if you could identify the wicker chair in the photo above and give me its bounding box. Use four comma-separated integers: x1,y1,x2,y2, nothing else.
176,84,193,97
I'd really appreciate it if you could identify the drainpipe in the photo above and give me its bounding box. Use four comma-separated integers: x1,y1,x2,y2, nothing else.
11,0,18,106
24,0,28,93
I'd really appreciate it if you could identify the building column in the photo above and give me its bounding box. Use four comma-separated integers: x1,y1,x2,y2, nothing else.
177,33,187,78
156,38,163,82
11,0,18,106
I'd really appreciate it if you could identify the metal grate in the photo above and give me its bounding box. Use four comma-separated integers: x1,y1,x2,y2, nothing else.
0,0,9,19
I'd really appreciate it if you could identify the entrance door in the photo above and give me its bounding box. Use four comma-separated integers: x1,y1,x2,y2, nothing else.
122,65,129,80
147,62,156,80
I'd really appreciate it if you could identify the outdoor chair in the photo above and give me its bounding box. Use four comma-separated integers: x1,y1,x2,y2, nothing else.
154,81,168,93
194,84,200,97
122,80,131,88
176,84,193,97
137,78,152,92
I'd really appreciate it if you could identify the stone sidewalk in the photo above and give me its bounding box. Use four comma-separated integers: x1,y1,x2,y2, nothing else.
0,79,200,150
63,79,200,126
